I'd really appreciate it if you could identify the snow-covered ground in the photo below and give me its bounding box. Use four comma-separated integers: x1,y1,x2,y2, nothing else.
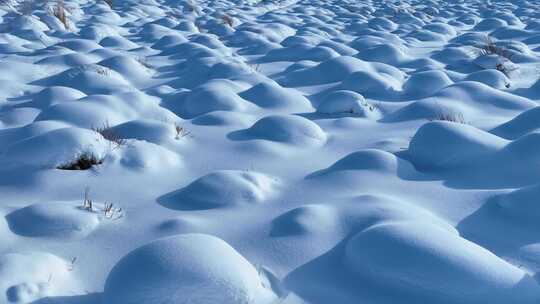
2,0,540,302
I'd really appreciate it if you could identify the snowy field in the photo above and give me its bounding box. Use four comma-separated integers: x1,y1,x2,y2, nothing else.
2,0,540,302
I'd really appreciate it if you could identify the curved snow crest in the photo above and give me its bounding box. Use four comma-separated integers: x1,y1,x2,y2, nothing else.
319,149,397,173
158,170,281,210
1,127,109,168
408,121,507,170
229,115,327,146
104,234,278,304
408,121,540,178
0,252,83,303
6,202,100,239
497,183,540,221
271,194,456,238
344,222,540,303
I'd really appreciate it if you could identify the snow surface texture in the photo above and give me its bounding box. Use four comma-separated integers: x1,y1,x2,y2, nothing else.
2,0,540,303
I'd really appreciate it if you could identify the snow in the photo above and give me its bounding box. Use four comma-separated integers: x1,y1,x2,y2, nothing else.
159,170,280,210
2,127,109,168
1,0,540,302
6,201,100,239
234,114,327,145
344,222,539,303
0,252,82,303
103,234,277,304
408,121,507,170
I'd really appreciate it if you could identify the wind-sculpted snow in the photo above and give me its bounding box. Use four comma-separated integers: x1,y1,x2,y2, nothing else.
1,0,540,302
232,114,327,145
6,201,100,239
344,222,540,303
159,170,280,210
0,252,82,303
104,234,277,304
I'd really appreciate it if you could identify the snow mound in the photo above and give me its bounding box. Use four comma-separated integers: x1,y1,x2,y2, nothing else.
384,98,465,122
270,204,338,237
109,119,176,144
192,111,253,127
0,107,40,128
0,121,70,153
239,81,312,111
279,56,368,86
151,34,188,50
98,55,152,82
402,70,452,98
159,170,280,210
6,202,100,239
172,82,250,119
55,40,102,53
0,252,81,303
369,17,398,31
2,127,108,168
474,18,508,31
116,141,182,170
464,69,510,89
340,69,402,99
314,149,401,176
498,183,540,220
35,53,95,68
34,64,132,95
237,115,326,145
431,47,474,65
99,36,139,49
491,107,540,139
104,234,276,304
30,86,87,108
344,222,540,303
408,121,507,170
36,92,177,129
156,216,207,234
317,90,381,118
431,82,534,113
260,43,339,63
357,44,410,66
271,195,456,239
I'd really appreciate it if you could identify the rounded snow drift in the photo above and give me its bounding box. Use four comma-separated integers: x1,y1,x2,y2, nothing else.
498,183,540,220
104,234,276,304
0,252,81,303
465,69,509,89
321,149,400,175
192,111,253,127
491,107,540,139
408,121,506,170
344,222,539,303
2,127,108,168
6,202,100,239
341,70,401,98
159,170,280,210
239,81,312,111
176,84,248,119
241,115,326,145
109,119,176,144
402,70,452,98
117,141,182,170
280,56,367,86
317,90,380,118
270,204,338,237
